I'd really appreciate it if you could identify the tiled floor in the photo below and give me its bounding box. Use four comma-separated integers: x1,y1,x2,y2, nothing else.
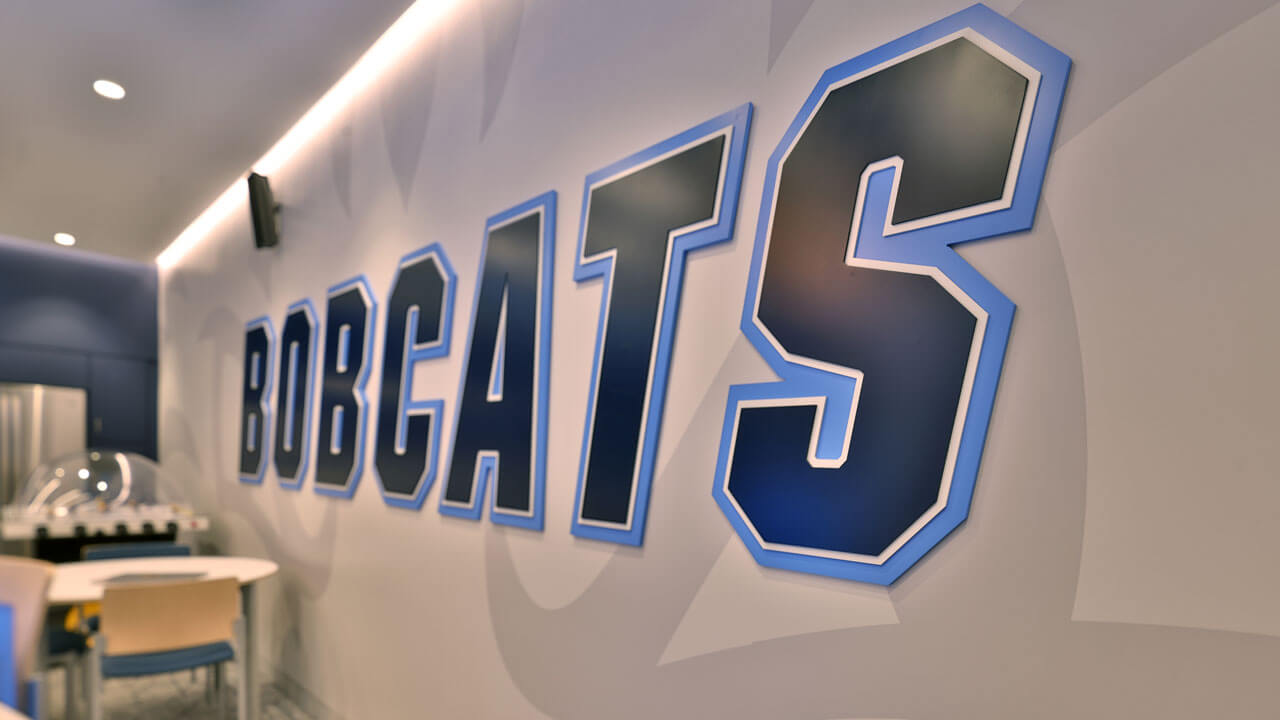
44,666,314,720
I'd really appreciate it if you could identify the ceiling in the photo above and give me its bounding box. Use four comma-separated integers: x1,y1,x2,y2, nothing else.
0,0,416,262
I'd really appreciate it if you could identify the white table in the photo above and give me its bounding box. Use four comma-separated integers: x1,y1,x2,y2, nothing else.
48,556,278,720
0,702,30,719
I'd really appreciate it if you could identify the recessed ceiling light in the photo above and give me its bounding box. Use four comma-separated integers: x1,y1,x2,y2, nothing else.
54,232,76,246
92,79,126,100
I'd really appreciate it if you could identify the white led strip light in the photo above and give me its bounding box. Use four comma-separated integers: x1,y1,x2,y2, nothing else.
156,0,462,269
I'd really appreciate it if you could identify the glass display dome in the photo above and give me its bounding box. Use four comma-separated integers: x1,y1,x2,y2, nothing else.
9,449,189,516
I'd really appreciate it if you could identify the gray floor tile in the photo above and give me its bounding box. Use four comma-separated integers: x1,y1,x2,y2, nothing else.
43,665,314,720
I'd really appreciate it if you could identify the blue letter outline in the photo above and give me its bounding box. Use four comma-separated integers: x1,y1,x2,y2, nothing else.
240,316,275,485
571,104,753,546
713,5,1069,584
440,192,555,530
276,299,318,491
375,245,457,510
314,275,378,499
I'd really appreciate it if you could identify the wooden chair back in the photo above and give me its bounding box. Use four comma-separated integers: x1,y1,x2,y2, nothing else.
0,556,54,682
100,577,239,656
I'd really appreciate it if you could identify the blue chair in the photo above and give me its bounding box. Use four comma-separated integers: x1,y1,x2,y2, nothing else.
0,557,54,718
2,603,15,709
81,543,192,561
86,578,246,720
45,542,194,717
0,605,33,717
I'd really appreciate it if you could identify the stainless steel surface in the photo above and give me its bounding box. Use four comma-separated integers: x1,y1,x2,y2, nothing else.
0,383,87,506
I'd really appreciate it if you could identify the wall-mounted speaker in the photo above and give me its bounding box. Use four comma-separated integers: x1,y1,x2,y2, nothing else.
247,172,280,249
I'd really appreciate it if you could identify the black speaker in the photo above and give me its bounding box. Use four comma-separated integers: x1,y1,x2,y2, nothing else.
247,172,280,249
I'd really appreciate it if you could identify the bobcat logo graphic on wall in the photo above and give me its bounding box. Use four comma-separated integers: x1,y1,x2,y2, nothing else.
237,3,1068,586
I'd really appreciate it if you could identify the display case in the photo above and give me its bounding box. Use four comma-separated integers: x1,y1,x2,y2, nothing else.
0,450,208,561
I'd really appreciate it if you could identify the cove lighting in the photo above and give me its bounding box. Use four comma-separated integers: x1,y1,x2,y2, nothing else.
93,79,126,100
155,0,462,270
54,232,76,247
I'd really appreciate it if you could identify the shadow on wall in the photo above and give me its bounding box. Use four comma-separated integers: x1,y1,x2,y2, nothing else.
161,305,340,599
483,205,1280,720
477,4,1280,717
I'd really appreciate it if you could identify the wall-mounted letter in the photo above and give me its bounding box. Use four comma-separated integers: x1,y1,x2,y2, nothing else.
571,105,752,546
713,6,1069,584
239,317,274,484
441,193,555,529
315,277,377,498
274,300,318,489
374,246,455,509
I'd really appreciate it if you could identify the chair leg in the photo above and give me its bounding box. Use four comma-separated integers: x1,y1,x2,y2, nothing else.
81,657,93,716
27,673,45,720
216,664,227,719
234,619,248,720
236,659,247,720
213,664,224,713
63,662,78,720
86,645,103,720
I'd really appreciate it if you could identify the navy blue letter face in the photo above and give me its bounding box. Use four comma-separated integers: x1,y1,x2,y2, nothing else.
315,277,377,498
441,193,555,529
713,7,1070,584
571,106,752,546
374,246,455,509
239,317,274,484
274,301,317,489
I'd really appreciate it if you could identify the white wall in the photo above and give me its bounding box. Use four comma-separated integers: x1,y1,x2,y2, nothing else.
159,1,1280,717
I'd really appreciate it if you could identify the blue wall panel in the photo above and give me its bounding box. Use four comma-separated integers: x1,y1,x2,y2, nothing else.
0,346,91,389
0,235,158,458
